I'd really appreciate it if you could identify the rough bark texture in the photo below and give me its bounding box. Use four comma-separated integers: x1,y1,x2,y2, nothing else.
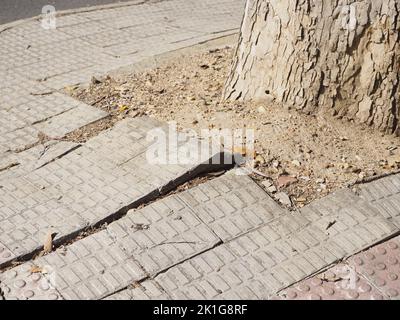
224,0,400,135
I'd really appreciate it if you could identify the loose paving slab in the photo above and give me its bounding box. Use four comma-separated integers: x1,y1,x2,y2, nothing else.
0,117,227,269
0,92,106,176
107,198,222,278
0,126,41,155
0,172,279,300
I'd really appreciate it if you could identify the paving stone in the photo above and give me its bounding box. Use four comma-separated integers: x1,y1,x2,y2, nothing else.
0,0,245,162
57,21,110,37
33,104,108,138
0,117,226,268
104,281,171,300
0,230,146,300
347,235,400,300
0,243,16,267
41,67,105,90
0,152,19,174
108,194,221,277
19,141,79,171
274,263,385,300
0,141,79,181
0,126,40,153
178,171,285,241
10,93,83,126
0,262,62,300
155,191,398,299
0,172,277,300
43,231,147,300
358,174,400,227
0,109,28,135
0,193,220,300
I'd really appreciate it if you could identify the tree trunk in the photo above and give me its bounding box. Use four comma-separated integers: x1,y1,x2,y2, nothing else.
224,0,400,135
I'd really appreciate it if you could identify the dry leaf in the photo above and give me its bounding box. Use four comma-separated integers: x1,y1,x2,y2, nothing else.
232,146,256,159
43,231,53,253
30,265,43,274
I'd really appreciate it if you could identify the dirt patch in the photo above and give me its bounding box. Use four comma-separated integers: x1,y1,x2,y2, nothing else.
68,47,400,207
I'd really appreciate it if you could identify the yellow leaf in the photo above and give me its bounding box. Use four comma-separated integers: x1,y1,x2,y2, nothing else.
30,265,43,274
118,105,128,112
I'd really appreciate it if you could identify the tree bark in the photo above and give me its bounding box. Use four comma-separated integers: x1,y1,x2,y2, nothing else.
224,0,400,135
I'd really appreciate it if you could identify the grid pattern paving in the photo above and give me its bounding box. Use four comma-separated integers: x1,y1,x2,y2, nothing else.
0,0,245,178
0,117,225,269
3,0,400,301
154,190,398,299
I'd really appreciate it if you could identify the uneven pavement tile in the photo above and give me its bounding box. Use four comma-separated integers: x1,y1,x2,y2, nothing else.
0,194,219,300
0,141,79,181
108,196,221,277
0,117,227,268
0,126,41,153
154,189,398,299
0,171,281,300
8,93,84,127
358,174,400,227
0,230,145,300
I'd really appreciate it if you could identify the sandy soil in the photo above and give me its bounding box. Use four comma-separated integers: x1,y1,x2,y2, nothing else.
68,46,400,207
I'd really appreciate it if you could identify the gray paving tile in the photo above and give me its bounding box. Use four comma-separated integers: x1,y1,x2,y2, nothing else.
347,235,400,300
0,172,279,300
104,280,171,300
108,196,221,277
154,190,398,299
358,174,400,227
178,171,285,241
0,230,146,300
0,117,225,268
33,104,108,138
0,141,79,181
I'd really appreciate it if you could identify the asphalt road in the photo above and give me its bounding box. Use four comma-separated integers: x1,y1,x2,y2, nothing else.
0,0,135,25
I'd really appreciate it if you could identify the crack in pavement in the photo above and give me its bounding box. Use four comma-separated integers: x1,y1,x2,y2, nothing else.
0,162,20,173
0,164,231,273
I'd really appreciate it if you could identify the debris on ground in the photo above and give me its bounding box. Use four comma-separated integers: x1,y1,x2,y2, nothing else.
69,47,400,206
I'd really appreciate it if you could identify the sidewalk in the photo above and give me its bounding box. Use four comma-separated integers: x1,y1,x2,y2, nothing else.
1,0,400,300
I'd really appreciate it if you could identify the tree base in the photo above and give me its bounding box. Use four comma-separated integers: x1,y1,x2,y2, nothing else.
224,0,400,135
